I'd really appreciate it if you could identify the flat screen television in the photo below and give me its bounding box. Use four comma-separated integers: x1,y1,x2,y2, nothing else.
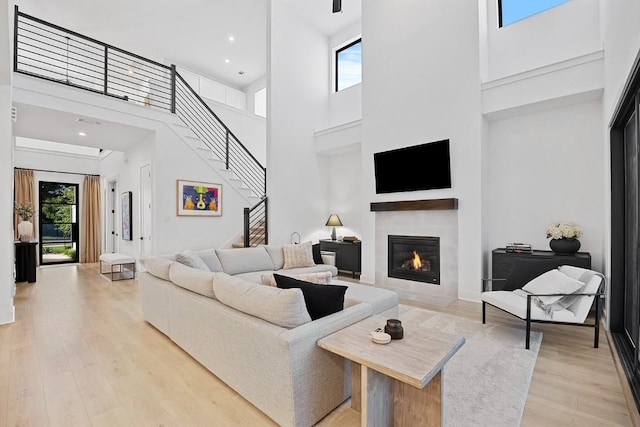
374,139,451,194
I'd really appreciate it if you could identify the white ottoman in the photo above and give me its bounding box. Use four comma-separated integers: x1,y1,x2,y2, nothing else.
99,253,136,281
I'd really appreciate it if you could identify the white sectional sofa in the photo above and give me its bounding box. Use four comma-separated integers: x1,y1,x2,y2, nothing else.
138,244,398,427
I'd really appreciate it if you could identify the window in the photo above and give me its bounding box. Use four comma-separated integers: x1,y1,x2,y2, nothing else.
335,38,361,92
254,87,267,118
498,0,569,27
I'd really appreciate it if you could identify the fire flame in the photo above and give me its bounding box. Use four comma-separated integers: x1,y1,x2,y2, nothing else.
412,250,422,270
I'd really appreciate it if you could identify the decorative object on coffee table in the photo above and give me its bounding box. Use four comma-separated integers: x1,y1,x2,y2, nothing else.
384,318,403,339
325,214,343,240
546,222,582,254
14,201,34,241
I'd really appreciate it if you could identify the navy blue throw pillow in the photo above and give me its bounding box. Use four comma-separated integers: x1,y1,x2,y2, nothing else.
274,274,347,320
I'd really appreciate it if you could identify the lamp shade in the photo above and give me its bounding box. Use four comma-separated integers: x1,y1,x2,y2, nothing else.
325,214,343,227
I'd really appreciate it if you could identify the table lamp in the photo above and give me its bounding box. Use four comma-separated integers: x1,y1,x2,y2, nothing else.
325,214,343,241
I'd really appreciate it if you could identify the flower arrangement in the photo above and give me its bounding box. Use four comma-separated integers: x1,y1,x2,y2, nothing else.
14,201,35,222
546,222,582,240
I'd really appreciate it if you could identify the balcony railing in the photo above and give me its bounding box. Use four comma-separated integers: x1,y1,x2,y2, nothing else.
14,6,266,200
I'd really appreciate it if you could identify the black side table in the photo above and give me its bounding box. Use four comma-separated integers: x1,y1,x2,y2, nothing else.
320,239,362,278
491,248,591,291
15,241,38,283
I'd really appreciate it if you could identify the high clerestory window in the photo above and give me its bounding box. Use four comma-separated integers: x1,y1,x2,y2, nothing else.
498,0,570,27
335,38,362,92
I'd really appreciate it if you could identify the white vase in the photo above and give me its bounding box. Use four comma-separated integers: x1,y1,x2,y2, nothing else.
18,220,33,241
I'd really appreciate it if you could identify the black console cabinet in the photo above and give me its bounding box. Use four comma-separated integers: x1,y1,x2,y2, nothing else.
15,241,38,283
491,248,591,291
320,240,361,278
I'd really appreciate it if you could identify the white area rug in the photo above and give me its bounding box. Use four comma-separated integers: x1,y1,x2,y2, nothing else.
397,305,542,427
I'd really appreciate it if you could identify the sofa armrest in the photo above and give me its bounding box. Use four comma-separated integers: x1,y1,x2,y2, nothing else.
279,302,373,345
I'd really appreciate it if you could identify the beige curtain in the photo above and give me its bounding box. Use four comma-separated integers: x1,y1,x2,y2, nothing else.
81,176,101,263
14,169,35,240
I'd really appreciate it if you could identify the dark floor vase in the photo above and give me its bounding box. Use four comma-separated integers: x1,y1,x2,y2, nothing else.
549,238,581,254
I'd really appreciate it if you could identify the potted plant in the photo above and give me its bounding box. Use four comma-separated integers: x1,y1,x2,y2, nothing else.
14,201,35,241
546,222,582,254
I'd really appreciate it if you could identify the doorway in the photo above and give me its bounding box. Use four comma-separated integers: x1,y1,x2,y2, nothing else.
39,181,79,264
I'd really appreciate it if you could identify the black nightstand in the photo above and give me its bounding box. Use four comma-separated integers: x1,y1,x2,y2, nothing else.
320,239,361,278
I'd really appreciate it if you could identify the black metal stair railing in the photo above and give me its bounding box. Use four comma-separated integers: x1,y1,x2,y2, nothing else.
244,197,268,247
13,7,268,245
14,7,173,110
174,73,266,199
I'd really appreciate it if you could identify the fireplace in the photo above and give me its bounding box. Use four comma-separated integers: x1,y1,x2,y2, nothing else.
388,235,440,284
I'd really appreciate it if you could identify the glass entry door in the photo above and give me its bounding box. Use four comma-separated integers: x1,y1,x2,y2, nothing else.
39,181,79,264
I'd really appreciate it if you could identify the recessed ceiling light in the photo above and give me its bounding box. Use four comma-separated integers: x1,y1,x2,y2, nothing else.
78,131,87,136
238,71,245,75
228,36,234,42
225,59,230,64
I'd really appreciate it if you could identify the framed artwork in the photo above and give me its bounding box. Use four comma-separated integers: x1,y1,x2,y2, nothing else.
121,191,132,240
176,180,222,217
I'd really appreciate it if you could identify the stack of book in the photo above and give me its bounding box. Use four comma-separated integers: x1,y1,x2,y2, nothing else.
505,243,533,253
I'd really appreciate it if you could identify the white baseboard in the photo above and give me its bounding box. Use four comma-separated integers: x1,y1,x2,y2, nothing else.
0,305,15,325
458,290,481,303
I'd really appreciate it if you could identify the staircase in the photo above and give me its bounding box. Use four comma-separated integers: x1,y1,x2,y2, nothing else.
13,7,267,247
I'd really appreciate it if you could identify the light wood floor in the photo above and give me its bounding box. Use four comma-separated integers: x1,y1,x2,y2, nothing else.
0,264,633,426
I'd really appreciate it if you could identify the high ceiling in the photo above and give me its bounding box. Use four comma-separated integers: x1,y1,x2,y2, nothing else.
12,0,362,153
15,0,362,90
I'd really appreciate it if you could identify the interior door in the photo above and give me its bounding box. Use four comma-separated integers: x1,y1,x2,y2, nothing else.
105,180,118,254
140,164,152,257
39,181,79,265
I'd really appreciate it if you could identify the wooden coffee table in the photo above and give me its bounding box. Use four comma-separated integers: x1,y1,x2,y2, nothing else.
317,314,465,427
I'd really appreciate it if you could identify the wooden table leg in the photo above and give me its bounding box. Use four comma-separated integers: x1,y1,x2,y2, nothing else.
361,365,394,427
393,369,442,427
351,361,361,412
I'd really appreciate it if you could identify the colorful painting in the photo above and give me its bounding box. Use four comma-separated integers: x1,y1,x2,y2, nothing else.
176,180,222,217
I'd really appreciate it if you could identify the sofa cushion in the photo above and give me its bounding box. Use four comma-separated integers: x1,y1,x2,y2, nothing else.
280,264,338,277
213,273,311,328
142,257,173,281
215,247,275,275
261,271,333,287
175,250,210,271
264,245,285,270
282,242,316,270
169,261,217,299
194,249,224,272
274,274,347,320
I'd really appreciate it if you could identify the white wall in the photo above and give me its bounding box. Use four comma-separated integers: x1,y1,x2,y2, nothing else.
324,149,362,240
486,99,605,272
601,0,640,121
14,148,100,175
360,1,483,300
150,126,249,253
268,1,331,245
204,99,267,166
99,125,252,259
0,0,14,325
481,0,601,82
